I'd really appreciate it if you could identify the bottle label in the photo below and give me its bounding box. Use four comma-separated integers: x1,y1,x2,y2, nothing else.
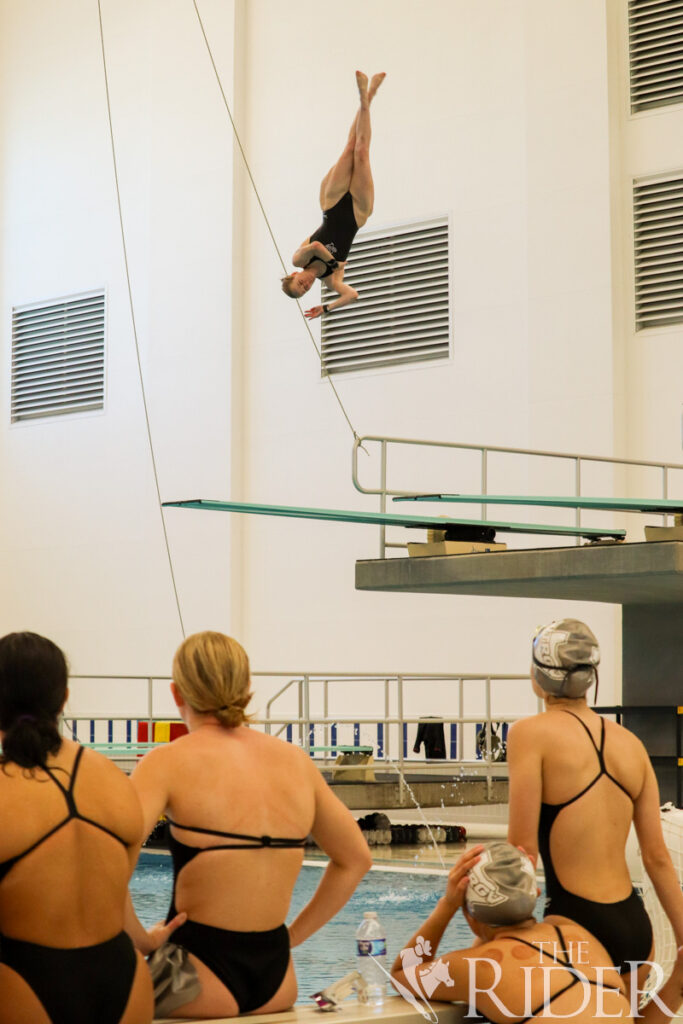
356,938,387,957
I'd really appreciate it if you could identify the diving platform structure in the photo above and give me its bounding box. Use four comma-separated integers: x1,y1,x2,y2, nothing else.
163,435,683,804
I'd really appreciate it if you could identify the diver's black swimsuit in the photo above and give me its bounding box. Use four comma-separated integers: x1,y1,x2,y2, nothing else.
306,190,359,276
538,711,653,973
471,923,623,1023
165,818,307,1013
0,745,137,1024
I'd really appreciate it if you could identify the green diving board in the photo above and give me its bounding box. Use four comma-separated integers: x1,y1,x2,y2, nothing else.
82,743,161,755
393,494,683,515
162,499,626,542
307,745,373,754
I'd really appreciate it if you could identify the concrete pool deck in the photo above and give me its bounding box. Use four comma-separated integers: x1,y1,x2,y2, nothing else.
159,995,467,1024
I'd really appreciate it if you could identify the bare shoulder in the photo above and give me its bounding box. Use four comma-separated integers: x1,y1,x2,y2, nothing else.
133,735,179,773
507,714,544,739
250,729,313,764
603,715,648,756
79,744,139,797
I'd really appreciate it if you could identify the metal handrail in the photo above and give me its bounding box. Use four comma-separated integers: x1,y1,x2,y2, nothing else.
62,673,682,804
66,670,533,798
351,434,683,556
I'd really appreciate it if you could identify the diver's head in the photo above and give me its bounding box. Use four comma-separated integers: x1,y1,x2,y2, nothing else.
531,618,599,700
281,270,315,298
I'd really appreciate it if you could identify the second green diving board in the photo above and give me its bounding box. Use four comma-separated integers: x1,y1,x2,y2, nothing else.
162,499,625,542
393,494,683,515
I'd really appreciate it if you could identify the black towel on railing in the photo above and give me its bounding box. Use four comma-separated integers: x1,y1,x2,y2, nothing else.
413,718,446,759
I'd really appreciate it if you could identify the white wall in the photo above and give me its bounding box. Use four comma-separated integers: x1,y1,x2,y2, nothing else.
1,0,659,722
606,0,683,474
237,0,621,712
0,0,241,692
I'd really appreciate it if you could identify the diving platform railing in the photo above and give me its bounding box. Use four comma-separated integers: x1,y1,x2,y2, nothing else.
62,671,532,798
352,434,683,557
62,672,682,805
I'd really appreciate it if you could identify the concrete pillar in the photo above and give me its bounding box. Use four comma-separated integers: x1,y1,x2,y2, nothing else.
622,604,683,805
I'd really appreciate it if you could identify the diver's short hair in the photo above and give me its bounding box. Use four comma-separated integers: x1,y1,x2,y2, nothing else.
281,274,297,297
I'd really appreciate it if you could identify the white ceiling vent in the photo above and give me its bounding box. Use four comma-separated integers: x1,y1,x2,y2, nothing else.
633,175,683,330
321,218,450,376
628,0,683,113
11,292,105,422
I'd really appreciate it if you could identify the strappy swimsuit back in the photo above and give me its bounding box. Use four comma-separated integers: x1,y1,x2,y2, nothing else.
0,744,127,881
473,924,622,1023
0,745,138,1024
538,711,653,972
166,816,307,1013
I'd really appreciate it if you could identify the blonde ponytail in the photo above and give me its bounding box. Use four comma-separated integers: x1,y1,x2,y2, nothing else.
173,631,253,728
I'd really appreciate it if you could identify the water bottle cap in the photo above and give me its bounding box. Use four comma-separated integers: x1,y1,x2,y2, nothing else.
363,912,377,918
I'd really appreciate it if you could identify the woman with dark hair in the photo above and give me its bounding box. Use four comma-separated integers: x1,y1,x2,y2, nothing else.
125,630,372,1019
507,618,683,1003
0,631,156,1024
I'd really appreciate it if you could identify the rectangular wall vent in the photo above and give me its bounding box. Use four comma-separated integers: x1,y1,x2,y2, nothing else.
321,218,450,376
11,292,105,422
629,0,683,113
634,175,683,330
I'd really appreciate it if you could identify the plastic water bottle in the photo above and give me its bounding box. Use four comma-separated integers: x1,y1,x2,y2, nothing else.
355,911,387,1007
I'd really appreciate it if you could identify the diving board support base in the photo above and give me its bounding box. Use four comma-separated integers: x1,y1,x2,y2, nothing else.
409,540,507,556
332,751,375,782
645,518,683,542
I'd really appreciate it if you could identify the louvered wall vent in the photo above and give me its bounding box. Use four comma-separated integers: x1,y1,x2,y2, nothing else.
11,292,105,422
633,175,683,330
321,218,450,376
629,0,683,113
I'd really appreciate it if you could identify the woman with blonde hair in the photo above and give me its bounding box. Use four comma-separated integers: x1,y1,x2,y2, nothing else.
126,631,372,1019
507,618,683,1001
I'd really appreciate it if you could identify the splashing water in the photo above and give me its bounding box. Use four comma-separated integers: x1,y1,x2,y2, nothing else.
382,756,447,868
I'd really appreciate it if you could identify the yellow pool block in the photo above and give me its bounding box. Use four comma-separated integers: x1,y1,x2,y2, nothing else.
160,997,467,1024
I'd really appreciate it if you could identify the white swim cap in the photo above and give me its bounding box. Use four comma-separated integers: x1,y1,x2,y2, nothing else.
532,618,599,698
465,842,537,926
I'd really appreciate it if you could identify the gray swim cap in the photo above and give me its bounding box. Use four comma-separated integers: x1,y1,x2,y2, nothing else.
532,618,599,698
465,842,537,926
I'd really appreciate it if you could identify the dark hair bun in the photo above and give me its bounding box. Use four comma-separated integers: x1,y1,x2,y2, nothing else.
0,632,68,769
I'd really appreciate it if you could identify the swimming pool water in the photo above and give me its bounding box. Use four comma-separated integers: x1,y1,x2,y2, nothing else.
130,856,545,1004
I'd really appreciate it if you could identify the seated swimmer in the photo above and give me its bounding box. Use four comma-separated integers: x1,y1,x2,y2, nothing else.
0,631,162,1024
391,842,683,1024
125,630,372,1019
281,70,385,319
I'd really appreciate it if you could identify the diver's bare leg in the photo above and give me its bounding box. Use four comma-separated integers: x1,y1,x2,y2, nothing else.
319,72,372,209
349,72,384,225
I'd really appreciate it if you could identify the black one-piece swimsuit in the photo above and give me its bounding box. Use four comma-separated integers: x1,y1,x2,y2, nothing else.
538,711,653,973
0,745,137,1024
164,818,307,1013
306,190,359,275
